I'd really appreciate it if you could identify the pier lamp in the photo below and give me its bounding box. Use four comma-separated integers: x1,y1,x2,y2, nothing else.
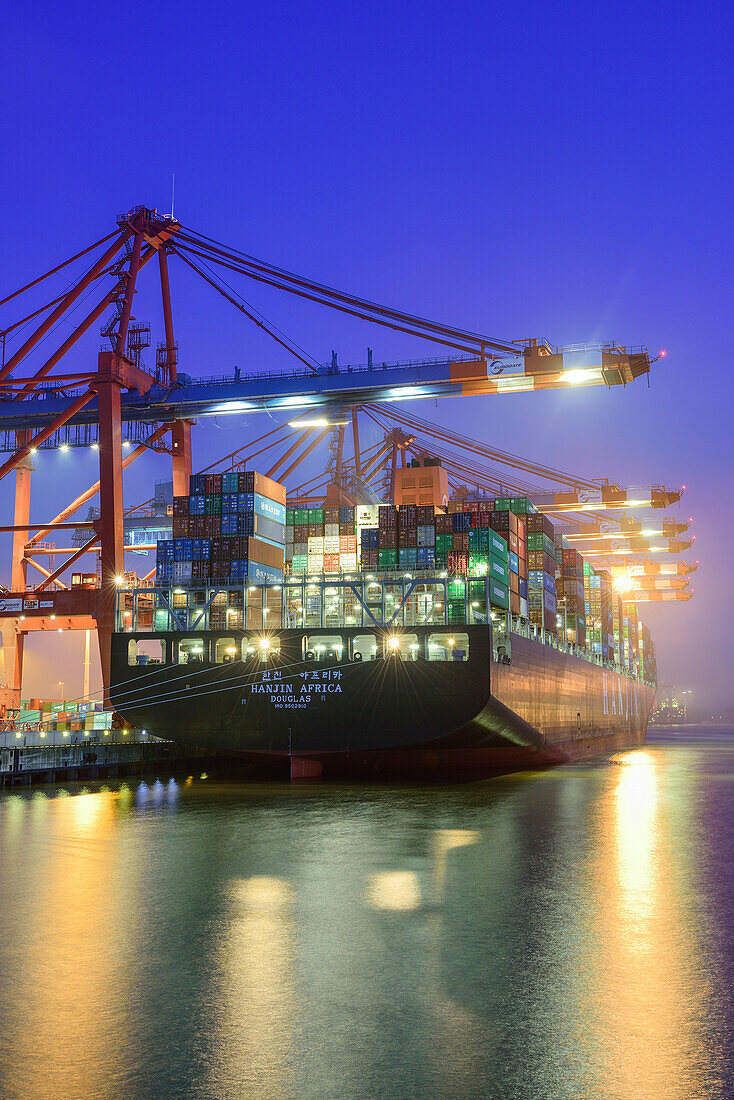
388,636,400,652
259,637,271,651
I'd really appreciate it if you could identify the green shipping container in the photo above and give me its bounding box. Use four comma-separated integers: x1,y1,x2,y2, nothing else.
489,580,509,609
448,578,466,598
527,531,544,551
378,549,398,567
436,533,454,553
468,528,489,553
286,509,296,525
309,508,325,525
509,496,537,515
489,530,509,562
489,557,508,583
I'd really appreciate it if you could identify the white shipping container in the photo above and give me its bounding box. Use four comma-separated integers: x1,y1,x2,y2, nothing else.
324,523,340,537
307,536,324,554
285,526,294,544
340,553,358,570
356,505,379,525
324,536,340,553
307,554,324,571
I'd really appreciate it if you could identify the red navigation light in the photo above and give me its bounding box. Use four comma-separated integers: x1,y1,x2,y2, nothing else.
688,517,693,523
659,349,667,357
681,484,687,491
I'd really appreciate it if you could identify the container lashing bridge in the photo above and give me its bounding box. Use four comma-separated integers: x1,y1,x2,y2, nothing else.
0,204,676,709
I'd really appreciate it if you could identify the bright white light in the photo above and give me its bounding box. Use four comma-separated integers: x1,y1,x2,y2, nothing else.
91,443,98,450
389,386,423,399
259,637,270,650
115,575,124,585
495,375,534,392
30,447,38,455
123,440,131,448
562,369,601,385
278,396,315,408
60,443,69,453
388,636,400,649
289,418,331,428
641,529,661,537
209,400,256,414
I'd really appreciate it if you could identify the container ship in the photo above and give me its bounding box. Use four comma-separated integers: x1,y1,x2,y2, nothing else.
110,466,656,780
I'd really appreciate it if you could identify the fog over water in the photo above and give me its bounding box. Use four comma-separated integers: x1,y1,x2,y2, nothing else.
1,727,733,1099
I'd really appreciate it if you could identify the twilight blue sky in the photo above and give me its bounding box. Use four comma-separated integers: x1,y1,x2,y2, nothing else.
1,0,732,709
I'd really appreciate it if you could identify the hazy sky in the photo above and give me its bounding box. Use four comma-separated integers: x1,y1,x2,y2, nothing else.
1,0,732,709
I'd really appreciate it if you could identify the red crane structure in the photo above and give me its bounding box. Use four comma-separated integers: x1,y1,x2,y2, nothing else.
0,204,674,710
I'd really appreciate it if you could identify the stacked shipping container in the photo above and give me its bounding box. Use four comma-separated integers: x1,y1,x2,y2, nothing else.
156,470,286,586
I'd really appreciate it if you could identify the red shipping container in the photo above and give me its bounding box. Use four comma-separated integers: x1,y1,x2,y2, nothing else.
378,505,397,528
510,590,521,615
436,514,452,534
516,517,526,543
339,535,357,553
204,516,221,537
466,501,479,513
339,523,353,536
324,554,339,571
508,531,519,555
478,510,493,527
173,496,189,516
398,527,417,548
447,551,469,572
454,531,469,553
378,529,397,549
172,516,190,537
325,508,340,524
205,473,223,494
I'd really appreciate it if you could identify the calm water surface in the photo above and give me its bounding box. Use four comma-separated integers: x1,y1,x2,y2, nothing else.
1,727,733,1099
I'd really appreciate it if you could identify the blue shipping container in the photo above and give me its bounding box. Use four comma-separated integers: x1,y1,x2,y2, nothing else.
237,493,287,525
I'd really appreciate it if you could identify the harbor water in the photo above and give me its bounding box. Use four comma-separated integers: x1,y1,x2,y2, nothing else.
0,727,733,1099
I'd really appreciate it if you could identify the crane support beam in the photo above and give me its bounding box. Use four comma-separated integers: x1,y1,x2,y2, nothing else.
11,246,158,402
0,348,656,439
0,233,129,382
26,423,170,548
0,390,96,480
34,535,101,593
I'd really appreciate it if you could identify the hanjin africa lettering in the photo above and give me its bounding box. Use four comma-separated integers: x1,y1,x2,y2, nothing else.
245,667,343,709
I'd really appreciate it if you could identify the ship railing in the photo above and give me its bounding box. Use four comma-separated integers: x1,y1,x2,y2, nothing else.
115,577,651,685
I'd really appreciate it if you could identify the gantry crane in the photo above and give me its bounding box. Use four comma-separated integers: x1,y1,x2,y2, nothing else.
0,203,668,707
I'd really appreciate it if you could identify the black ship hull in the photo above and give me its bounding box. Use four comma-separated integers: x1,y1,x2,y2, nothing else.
110,627,654,780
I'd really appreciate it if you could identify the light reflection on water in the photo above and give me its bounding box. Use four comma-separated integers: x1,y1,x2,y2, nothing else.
0,728,732,1099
